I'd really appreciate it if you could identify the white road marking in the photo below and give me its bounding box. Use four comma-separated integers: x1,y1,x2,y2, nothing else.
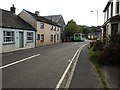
55,43,89,89
55,46,82,89
0,54,40,69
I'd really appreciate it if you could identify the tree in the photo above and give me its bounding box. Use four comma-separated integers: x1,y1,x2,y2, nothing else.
65,19,77,41
65,19,77,35
89,26,97,33
76,25,83,33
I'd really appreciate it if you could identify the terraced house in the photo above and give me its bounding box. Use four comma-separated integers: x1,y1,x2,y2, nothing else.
102,0,120,40
0,5,36,53
19,10,61,47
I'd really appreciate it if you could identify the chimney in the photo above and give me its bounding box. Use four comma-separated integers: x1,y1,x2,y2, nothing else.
35,11,39,16
10,4,16,13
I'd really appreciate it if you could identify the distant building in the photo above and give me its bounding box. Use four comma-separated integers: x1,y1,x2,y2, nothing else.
88,32,98,40
19,10,61,47
44,15,66,42
102,0,120,40
0,5,36,53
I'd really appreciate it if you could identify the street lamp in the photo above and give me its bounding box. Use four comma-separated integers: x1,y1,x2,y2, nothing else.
90,10,98,26
90,10,99,40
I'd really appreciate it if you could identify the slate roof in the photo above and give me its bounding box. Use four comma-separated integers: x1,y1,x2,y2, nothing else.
23,9,60,26
43,15,66,26
0,9,36,31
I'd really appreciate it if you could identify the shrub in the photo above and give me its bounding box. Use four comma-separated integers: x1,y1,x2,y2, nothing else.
98,34,120,66
90,40,103,51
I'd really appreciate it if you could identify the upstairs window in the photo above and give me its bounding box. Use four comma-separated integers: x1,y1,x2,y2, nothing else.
54,26,56,31
51,25,53,30
27,32,33,42
107,8,109,19
116,1,119,14
57,27,59,31
40,22,44,29
3,31,14,44
111,2,113,17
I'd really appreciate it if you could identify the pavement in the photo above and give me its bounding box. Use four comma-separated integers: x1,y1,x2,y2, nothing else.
68,44,119,89
100,65,119,89
69,45,101,88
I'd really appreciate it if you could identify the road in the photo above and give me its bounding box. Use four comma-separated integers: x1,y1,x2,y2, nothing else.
2,41,89,88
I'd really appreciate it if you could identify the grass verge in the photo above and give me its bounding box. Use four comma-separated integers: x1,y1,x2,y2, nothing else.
88,48,109,89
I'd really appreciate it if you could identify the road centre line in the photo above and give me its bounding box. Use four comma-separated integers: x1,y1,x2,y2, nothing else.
0,54,40,69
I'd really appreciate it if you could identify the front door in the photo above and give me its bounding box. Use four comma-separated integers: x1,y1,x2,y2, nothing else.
19,32,24,48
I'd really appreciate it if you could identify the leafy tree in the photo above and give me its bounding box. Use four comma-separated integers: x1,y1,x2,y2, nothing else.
65,19,77,41
89,26,97,32
65,19,77,35
76,25,83,33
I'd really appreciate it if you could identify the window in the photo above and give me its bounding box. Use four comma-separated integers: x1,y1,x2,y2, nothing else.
51,25,53,30
3,31,14,44
57,27,59,31
37,34,40,40
51,34,53,41
111,23,118,35
57,35,59,40
116,1,119,14
41,34,44,41
107,8,109,19
27,32,33,42
111,2,113,17
40,22,44,29
54,26,56,31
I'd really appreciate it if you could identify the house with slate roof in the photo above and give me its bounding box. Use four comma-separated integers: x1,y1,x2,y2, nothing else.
19,10,61,47
0,5,36,53
43,15,66,42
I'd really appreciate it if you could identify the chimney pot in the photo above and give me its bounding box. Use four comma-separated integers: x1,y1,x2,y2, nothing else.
35,11,39,16
10,4,16,13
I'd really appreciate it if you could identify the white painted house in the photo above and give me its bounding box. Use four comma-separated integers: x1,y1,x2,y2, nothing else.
102,0,120,40
0,5,36,53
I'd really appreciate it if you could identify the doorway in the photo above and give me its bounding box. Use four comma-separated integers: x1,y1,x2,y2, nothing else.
19,32,24,48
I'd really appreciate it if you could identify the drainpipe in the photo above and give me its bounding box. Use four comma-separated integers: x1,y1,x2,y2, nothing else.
35,31,37,48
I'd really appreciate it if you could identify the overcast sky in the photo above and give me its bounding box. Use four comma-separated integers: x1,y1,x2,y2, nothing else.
0,0,108,26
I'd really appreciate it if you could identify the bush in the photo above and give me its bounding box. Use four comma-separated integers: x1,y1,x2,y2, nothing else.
89,34,120,66
98,34,120,66
90,40,103,51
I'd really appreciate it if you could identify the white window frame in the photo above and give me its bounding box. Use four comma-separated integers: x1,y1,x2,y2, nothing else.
57,35,59,40
54,26,56,31
51,25,53,30
57,27,59,31
51,34,53,41
3,31,15,44
41,34,44,41
40,22,44,29
27,32,34,42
